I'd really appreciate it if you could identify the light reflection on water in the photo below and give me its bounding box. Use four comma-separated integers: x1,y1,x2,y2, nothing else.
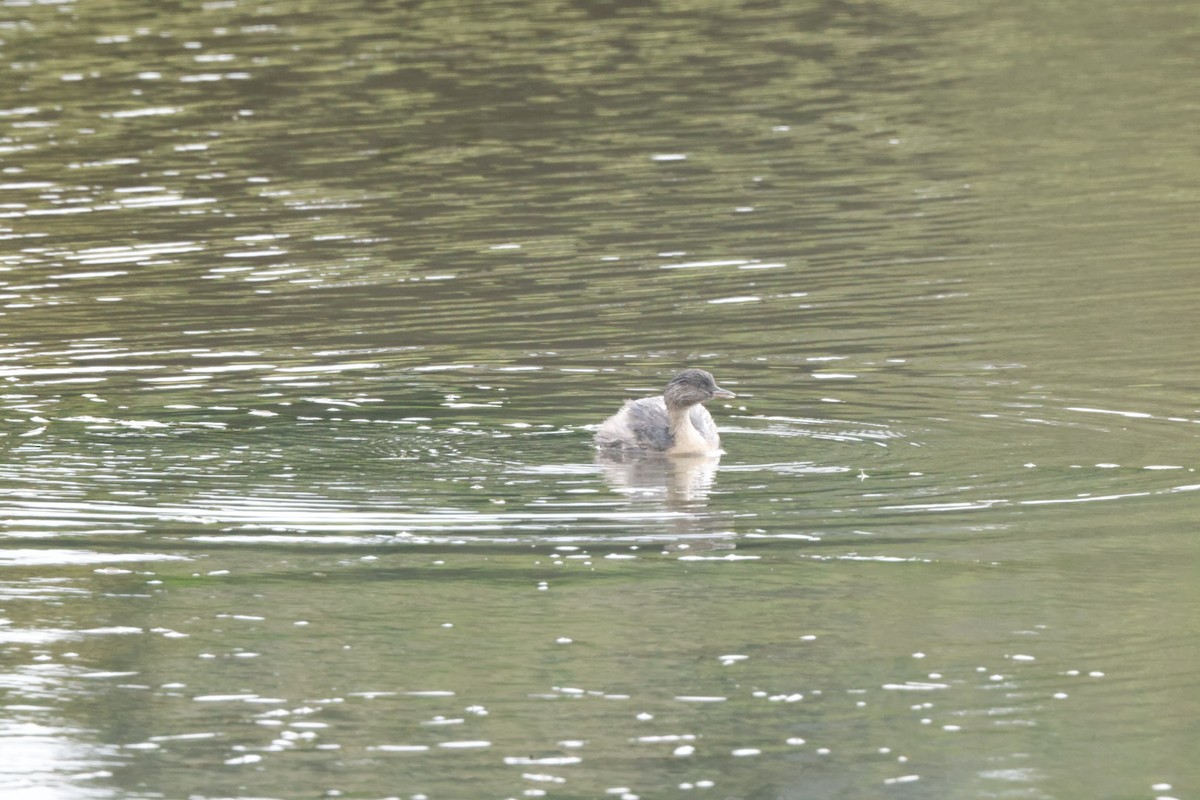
2,0,1199,797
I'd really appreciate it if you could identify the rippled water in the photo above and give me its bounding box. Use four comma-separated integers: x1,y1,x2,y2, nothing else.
2,1,1197,798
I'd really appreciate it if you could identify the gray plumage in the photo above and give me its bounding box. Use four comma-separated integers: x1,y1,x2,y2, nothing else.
594,368,735,455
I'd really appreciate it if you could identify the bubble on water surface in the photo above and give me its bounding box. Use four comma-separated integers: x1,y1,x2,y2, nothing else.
678,554,759,562
224,754,261,765
0,549,188,567
193,693,271,703
768,693,803,703
420,716,463,727
80,671,139,679
504,755,581,765
708,295,761,305
636,734,695,743
148,732,217,742
369,744,429,752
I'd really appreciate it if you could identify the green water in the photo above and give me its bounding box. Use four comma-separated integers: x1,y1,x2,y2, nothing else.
1,1,1196,798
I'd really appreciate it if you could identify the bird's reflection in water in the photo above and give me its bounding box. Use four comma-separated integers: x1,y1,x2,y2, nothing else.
595,451,735,552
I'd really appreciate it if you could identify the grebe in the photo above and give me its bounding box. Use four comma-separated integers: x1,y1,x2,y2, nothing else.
594,368,735,455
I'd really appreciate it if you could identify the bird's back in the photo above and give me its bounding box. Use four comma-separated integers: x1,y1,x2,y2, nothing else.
595,396,671,451
594,396,720,452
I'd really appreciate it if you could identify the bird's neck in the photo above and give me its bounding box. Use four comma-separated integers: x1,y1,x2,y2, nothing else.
667,404,707,454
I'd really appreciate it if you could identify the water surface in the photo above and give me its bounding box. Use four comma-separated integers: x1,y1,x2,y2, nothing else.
1,1,1197,799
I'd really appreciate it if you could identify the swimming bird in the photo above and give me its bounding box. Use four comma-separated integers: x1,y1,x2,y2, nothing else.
594,368,735,455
